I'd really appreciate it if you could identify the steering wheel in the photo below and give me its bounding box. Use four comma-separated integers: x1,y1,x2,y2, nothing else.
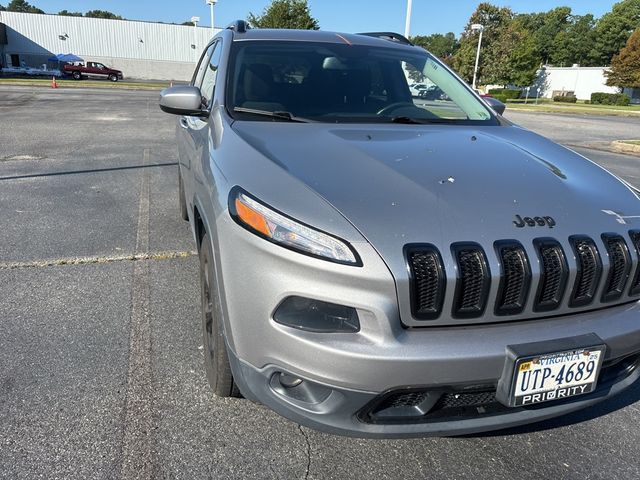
376,102,417,116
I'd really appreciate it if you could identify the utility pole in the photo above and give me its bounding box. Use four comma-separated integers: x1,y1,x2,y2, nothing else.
404,0,413,38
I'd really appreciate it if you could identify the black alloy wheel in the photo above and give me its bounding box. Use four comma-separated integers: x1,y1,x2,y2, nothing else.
199,233,240,398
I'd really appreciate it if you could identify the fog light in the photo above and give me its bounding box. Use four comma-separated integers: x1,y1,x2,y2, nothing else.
273,296,360,333
270,371,332,404
278,373,303,388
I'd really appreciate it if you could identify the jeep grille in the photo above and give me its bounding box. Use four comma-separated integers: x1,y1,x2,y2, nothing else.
405,231,640,324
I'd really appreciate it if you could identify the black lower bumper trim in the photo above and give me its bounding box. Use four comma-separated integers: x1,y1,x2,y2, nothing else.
358,352,640,425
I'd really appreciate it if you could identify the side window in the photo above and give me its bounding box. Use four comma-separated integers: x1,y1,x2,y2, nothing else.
199,42,222,109
192,44,214,88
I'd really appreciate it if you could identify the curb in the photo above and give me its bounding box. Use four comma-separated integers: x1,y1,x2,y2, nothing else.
611,140,640,156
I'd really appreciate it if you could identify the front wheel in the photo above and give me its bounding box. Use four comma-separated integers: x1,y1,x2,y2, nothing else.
200,233,240,398
109,74,118,82
72,71,81,80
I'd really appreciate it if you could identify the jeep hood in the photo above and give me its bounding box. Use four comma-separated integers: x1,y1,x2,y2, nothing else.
231,122,640,262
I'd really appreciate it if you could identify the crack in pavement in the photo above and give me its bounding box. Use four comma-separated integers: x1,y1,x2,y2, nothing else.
0,251,196,270
120,148,155,480
298,425,312,480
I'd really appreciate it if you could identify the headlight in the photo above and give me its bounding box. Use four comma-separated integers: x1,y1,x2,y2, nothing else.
229,187,361,266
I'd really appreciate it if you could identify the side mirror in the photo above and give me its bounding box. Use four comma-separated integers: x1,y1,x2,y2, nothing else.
159,85,208,117
483,96,506,115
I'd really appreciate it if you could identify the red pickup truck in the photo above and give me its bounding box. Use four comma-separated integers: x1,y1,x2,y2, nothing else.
63,61,124,82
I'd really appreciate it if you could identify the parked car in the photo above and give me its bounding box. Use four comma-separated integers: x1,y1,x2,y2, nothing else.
409,82,429,96
418,85,449,101
63,61,123,82
159,22,640,438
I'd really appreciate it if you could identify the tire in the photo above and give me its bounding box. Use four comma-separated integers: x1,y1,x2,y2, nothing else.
72,71,81,80
178,169,189,221
200,233,240,398
109,74,118,82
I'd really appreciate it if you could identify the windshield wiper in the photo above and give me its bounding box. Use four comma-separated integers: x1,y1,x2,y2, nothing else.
233,107,313,123
388,116,452,124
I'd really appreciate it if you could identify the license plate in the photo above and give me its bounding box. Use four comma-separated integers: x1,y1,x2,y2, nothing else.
511,346,605,406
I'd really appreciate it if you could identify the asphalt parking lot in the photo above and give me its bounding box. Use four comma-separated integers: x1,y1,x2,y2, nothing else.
2,85,640,480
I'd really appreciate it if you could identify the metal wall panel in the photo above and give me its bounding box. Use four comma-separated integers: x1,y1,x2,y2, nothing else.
0,11,217,62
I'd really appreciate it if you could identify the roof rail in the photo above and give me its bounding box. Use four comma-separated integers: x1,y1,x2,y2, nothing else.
227,20,250,33
357,32,413,46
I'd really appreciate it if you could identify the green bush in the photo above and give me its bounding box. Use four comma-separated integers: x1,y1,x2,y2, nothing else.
491,94,509,103
590,92,630,106
553,95,577,103
487,88,521,99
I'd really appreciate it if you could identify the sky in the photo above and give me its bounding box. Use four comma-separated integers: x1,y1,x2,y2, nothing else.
30,0,619,36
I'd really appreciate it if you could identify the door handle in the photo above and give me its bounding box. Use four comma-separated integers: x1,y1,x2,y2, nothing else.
179,117,189,129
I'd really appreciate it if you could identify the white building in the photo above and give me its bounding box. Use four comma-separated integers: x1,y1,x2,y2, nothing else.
0,11,219,81
534,65,639,103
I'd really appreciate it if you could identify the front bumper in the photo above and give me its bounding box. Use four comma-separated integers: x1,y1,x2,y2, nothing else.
229,348,640,438
215,215,640,437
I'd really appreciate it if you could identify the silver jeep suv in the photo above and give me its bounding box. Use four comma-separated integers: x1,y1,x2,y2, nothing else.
160,21,640,437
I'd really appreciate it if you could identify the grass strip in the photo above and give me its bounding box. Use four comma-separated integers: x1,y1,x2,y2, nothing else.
507,102,640,117
0,78,166,90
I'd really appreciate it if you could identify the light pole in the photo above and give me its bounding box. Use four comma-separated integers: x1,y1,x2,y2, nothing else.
404,0,413,38
471,23,484,90
206,0,218,35
191,16,200,60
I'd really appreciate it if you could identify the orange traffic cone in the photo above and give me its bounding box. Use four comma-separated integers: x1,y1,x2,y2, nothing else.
51,76,58,89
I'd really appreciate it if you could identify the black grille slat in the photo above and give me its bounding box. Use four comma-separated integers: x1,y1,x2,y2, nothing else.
534,239,568,312
452,244,491,318
385,392,430,409
629,231,640,296
406,245,445,320
602,234,632,302
436,391,496,409
495,242,531,315
569,236,602,307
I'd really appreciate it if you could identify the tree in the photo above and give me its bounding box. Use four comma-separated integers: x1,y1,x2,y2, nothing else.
452,3,515,84
0,4,5,11
480,19,539,86
590,0,640,65
411,33,459,61
181,21,195,26
6,0,44,13
522,7,572,64
606,28,640,87
84,10,123,20
58,10,83,17
549,14,596,66
247,0,319,30
506,27,540,86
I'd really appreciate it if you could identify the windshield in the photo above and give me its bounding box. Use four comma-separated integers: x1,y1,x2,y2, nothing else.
227,41,497,125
